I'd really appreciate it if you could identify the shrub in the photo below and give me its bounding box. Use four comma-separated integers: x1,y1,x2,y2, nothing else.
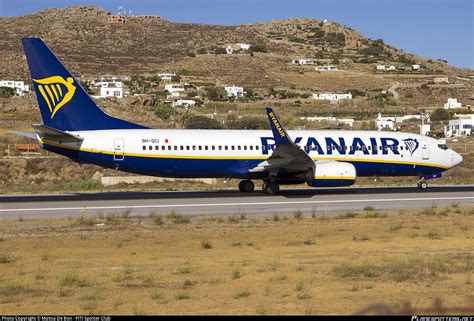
187,52,196,57
201,241,213,249
430,108,450,121
154,103,173,120
184,115,222,129
249,44,267,53
197,48,207,54
214,47,227,55
0,87,15,98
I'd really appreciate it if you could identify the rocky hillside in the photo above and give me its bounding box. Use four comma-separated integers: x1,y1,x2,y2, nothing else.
1,5,471,81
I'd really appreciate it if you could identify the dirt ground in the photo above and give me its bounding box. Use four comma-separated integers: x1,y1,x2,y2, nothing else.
0,206,472,315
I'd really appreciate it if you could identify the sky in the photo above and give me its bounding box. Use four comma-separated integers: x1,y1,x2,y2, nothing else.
0,0,472,69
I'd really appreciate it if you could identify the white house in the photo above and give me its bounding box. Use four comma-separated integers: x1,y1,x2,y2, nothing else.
225,46,234,54
412,64,420,70
444,114,474,137
225,85,246,98
293,59,315,65
376,113,396,131
237,43,251,50
172,99,196,108
315,65,338,71
165,83,185,94
301,116,354,127
97,82,123,98
420,124,431,136
312,93,352,100
376,65,396,71
434,77,449,84
0,80,29,96
444,98,462,109
159,73,177,80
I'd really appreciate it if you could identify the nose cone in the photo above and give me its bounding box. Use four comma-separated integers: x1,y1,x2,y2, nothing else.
451,151,463,168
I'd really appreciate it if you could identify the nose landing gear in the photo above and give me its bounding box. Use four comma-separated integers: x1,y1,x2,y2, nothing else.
417,178,428,190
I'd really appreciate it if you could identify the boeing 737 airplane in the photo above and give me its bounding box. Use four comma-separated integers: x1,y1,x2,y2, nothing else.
14,38,463,195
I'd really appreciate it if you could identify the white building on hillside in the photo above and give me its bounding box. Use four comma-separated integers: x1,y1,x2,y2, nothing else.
225,46,234,54
376,65,396,71
237,43,251,50
301,116,354,127
315,65,338,71
376,113,395,131
412,64,420,70
165,83,185,94
312,93,352,100
172,99,196,108
444,98,462,109
159,73,177,80
444,114,474,137
96,82,123,98
293,59,315,65
225,85,246,98
0,80,29,96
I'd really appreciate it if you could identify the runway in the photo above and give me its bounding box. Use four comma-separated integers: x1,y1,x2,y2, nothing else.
1,185,473,220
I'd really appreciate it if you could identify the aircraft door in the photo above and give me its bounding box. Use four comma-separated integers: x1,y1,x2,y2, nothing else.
421,140,429,160
114,138,124,161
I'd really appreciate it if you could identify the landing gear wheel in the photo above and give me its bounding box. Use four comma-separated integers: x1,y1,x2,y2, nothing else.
238,180,255,193
263,181,280,195
418,181,428,190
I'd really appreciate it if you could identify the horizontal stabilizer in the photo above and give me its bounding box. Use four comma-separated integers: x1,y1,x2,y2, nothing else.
32,124,83,143
10,131,37,140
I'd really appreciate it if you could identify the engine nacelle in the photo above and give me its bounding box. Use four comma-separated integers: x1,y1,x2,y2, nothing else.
307,161,356,187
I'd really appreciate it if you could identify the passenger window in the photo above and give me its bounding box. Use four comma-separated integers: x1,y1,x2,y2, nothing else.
149,146,152,150
168,146,171,150
192,146,196,150
218,146,222,150
174,146,177,150
162,145,165,150
180,146,184,150
231,146,235,150
249,146,253,150
212,146,215,150
198,146,202,150
142,146,146,150
256,146,259,150
225,146,228,150
238,146,241,150
205,146,208,150
155,146,159,150
186,146,190,150
244,146,247,150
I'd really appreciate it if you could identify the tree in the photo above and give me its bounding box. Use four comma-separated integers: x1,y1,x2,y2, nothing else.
184,115,222,129
227,116,269,129
430,108,450,121
0,87,15,98
205,86,227,101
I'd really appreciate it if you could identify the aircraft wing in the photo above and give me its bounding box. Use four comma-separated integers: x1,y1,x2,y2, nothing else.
249,108,314,173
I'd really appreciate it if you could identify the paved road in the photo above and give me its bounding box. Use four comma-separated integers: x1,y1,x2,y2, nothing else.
1,185,473,220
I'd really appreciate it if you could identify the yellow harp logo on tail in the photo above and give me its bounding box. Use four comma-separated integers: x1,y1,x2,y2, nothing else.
33,76,76,118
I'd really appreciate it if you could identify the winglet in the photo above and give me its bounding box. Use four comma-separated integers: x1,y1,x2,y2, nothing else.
265,108,293,145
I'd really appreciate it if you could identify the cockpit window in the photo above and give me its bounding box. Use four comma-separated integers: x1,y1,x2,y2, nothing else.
438,144,448,150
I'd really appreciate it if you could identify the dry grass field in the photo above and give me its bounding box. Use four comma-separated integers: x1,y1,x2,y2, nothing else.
0,205,473,315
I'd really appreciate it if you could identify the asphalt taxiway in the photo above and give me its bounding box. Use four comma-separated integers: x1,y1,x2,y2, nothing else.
1,185,473,220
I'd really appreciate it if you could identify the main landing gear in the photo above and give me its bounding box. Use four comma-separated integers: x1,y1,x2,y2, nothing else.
238,180,255,193
417,178,428,190
262,180,280,195
238,179,280,195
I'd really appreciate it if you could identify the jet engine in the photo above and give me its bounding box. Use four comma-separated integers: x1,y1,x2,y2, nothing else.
306,161,356,187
